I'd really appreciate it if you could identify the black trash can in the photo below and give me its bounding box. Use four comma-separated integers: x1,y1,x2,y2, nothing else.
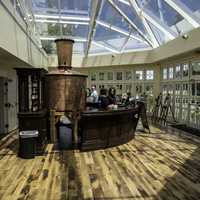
59,124,73,150
18,130,38,159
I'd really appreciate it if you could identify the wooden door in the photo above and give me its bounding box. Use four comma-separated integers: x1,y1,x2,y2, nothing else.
0,77,8,134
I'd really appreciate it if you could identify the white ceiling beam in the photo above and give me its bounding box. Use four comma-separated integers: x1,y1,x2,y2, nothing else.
128,0,159,48
34,14,90,21
85,0,102,56
35,19,89,25
164,0,200,28
117,0,177,40
142,11,176,40
107,0,154,47
120,34,131,53
92,41,120,54
40,36,87,42
33,7,88,15
96,20,146,43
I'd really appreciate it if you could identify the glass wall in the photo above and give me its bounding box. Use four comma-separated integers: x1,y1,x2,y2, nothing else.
161,60,200,129
87,67,156,112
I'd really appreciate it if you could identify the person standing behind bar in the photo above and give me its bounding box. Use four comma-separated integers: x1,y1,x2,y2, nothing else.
98,88,110,109
90,85,99,103
108,87,116,105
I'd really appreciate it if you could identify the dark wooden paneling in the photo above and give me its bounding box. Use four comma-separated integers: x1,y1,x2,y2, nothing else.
79,108,139,150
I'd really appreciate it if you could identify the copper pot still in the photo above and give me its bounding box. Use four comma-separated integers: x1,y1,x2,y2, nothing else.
45,39,87,112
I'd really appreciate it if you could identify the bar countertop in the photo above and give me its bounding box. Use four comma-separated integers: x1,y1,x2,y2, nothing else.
81,106,138,117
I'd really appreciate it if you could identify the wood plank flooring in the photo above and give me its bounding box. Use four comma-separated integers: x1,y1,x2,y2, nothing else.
0,126,200,200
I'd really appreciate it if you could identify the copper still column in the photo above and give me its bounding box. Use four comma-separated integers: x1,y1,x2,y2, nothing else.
45,39,87,144
55,38,73,69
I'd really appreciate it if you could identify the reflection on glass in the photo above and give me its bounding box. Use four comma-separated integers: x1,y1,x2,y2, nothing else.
107,72,113,81
175,65,181,78
192,83,195,96
192,62,200,76
135,71,143,80
197,83,200,96
48,23,61,36
183,63,189,77
183,83,188,95
125,84,132,93
169,67,173,79
146,70,154,80
136,85,142,93
99,85,104,89
125,72,132,80
99,72,105,81
91,73,96,81
163,68,167,80
175,84,181,95
116,72,123,81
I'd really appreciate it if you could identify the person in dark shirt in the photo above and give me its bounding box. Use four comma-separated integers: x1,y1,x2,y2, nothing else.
98,88,110,109
108,87,116,105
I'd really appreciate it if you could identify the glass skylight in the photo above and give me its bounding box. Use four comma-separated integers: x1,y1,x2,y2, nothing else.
26,0,200,55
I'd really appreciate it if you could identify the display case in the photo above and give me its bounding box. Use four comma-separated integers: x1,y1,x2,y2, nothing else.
15,68,48,152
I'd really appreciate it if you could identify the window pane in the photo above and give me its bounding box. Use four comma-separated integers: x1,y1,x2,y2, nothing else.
183,63,189,77
146,70,154,80
163,68,168,80
135,71,143,80
125,84,132,94
116,72,123,80
192,62,200,76
99,72,105,81
169,67,173,79
91,73,96,81
192,83,195,96
107,72,113,80
175,65,181,78
125,72,132,80
197,83,200,96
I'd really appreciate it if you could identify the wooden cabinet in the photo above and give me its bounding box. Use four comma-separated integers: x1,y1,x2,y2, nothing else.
15,68,48,152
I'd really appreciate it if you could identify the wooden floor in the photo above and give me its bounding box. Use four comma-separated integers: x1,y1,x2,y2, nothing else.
1,126,200,200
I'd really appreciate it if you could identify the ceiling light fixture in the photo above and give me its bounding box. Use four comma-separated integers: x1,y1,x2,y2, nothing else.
182,34,189,40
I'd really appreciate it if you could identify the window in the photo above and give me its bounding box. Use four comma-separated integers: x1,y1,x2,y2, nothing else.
191,62,200,76
99,72,105,81
146,85,153,92
99,85,105,89
163,68,168,80
116,84,122,90
183,63,189,77
169,67,174,79
197,83,200,96
136,85,142,93
91,73,96,81
135,71,143,80
125,84,132,93
107,72,113,80
183,83,188,95
175,84,181,95
125,71,132,80
175,65,181,78
192,83,195,96
146,70,154,80
116,72,122,81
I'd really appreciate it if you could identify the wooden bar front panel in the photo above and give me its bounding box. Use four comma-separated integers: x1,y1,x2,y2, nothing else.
79,108,139,151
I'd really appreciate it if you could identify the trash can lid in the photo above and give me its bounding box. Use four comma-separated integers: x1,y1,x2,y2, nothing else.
19,130,39,138
60,115,71,125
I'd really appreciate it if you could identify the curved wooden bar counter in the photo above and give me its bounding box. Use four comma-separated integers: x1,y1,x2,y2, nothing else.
79,107,139,151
